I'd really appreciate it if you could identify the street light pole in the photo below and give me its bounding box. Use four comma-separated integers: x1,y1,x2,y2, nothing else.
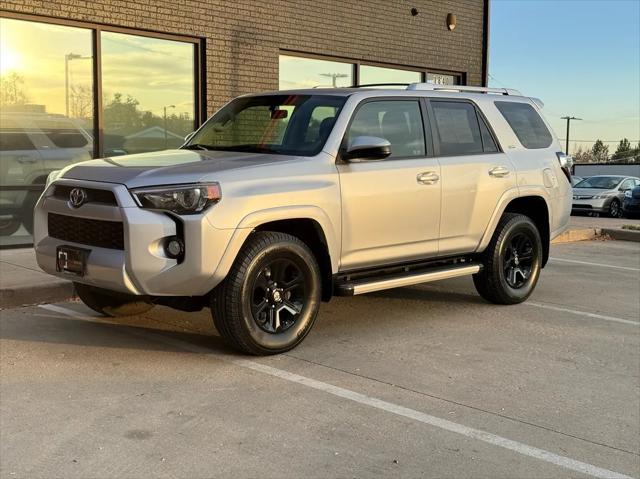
319,73,349,87
65,53,91,118
163,105,176,149
560,116,583,154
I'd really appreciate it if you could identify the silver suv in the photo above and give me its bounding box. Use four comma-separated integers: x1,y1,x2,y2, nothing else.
34,84,572,354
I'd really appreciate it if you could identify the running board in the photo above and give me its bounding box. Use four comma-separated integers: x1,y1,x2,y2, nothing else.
335,264,481,296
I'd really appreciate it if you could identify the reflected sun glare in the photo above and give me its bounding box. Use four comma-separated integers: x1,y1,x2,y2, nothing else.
0,45,22,73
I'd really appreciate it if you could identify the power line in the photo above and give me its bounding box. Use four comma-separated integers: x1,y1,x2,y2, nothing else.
559,139,640,142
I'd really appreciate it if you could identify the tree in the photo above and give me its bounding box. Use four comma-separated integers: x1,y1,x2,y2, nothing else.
612,138,632,159
0,72,29,106
591,139,609,162
572,145,595,163
103,93,143,131
69,84,92,120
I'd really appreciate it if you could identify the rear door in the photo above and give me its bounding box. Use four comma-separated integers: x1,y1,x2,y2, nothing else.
337,98,441,270
427,99,516,255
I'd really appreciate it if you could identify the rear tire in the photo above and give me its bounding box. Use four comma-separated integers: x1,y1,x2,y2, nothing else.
74,283,154,317
211,231,322,355
473,213,542,305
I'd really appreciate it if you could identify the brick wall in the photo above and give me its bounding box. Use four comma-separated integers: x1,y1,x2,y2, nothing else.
2,0,486,115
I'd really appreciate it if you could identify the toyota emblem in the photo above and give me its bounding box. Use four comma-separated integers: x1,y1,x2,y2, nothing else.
69,188,87,208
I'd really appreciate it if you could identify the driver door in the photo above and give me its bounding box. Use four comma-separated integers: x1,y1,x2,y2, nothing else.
337,99,441,270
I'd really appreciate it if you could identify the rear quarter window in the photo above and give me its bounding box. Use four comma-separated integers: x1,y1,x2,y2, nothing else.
495,101,552,149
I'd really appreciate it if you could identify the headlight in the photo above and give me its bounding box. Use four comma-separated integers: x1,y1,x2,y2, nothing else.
625,190,632,198
131,183,221,214
592,193,614,199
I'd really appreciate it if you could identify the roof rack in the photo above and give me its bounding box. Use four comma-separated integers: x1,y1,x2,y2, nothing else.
406,83,522,96
351,83,411,88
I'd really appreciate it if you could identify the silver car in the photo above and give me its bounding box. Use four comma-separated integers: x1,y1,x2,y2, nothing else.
34,84,573,355
572,175,640,217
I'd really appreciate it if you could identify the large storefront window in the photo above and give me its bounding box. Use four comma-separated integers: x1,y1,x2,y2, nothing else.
102,32,195,155
279,55,353,89
359,65,422,86
0,15,200,248
279,53,461,90
0,18,94,246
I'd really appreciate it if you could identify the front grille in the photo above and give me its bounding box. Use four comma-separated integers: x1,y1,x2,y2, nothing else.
48,213,125,250
52,185,118,206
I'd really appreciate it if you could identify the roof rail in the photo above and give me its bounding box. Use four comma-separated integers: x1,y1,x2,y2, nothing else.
350,83,411,88
406,83,522,96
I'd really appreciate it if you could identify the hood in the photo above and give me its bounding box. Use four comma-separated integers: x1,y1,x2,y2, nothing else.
60,149,299,188
572,187,616,197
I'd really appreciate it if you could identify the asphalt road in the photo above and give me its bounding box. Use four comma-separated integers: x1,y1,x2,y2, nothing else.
1,240,639,479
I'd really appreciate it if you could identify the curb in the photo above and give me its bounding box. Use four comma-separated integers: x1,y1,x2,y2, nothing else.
0,281,75,310
551,228,602,244
601,228,640,243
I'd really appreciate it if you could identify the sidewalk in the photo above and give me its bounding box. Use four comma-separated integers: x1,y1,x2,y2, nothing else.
0,248,75,310
1,215,638,309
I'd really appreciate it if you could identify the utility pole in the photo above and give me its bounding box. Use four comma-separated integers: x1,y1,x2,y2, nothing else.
319,73,348,87
163,105,175,149
560,116,582,154
64,53,90,118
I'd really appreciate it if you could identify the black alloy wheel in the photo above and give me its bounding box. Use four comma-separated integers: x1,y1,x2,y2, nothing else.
503,232,535,289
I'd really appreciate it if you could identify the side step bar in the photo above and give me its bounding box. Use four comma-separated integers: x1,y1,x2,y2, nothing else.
335,264,481,296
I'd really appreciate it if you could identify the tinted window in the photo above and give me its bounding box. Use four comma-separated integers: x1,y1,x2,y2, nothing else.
495,101,552,149
620,179,634,191
188,95,345,156
346,100,425,158
574,176,624,189
478,115,499,153
431,101,483,156
0,131,36,151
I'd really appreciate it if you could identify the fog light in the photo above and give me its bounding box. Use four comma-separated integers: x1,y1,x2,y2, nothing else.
165,237,184,259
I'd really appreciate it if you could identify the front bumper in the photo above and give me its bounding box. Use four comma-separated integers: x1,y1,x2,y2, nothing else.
571,197,612,213
34,179,235,297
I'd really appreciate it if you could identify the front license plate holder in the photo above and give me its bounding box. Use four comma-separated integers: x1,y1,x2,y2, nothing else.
56,246,89,277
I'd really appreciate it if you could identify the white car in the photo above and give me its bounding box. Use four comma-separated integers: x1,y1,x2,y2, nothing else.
572,175,640,217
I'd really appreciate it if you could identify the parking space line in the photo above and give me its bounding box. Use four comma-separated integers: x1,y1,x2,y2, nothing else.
549,257,640,272
527,302,640,326
38,303,637,479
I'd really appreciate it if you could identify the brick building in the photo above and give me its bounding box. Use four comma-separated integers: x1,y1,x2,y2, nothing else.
0,1,488,247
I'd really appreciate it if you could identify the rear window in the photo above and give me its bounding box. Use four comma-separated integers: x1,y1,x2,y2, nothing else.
495,101,552,149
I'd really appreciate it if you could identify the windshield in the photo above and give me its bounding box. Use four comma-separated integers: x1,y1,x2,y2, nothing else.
185,94,346,156
574,176,623,189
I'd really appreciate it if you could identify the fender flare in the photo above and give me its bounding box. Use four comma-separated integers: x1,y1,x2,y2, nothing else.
210,205,340,286
477,186,552,252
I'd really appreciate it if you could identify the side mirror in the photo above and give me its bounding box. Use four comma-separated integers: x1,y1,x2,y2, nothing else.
343,136,391,161
184,132,196,143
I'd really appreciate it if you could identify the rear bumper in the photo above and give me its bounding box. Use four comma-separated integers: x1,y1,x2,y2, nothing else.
34,179,236,297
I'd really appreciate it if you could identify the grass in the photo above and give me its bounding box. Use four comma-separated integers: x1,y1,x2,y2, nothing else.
621,224,640,231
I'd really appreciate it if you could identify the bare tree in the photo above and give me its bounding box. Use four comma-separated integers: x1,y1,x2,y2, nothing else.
69,84,93,120
0,72,29,106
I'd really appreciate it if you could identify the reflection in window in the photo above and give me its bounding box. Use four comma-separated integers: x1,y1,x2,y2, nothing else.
359,66,422,87
101,32,195,155
279,55,353,89
0,17,94,246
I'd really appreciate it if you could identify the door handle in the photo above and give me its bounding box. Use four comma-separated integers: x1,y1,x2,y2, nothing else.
417,171,439,185
488,166,510,178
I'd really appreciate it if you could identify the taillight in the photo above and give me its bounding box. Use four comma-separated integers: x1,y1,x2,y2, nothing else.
556,152,573,183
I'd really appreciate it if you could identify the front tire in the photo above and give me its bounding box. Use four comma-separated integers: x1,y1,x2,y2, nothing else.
211,231,322,355
74,283,154,317
607,199,622,218
473,213,542,305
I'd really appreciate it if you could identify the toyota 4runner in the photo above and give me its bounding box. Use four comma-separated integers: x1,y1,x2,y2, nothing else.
34,84,572,355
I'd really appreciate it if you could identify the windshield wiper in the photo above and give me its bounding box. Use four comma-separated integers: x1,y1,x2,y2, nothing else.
182,143,214,150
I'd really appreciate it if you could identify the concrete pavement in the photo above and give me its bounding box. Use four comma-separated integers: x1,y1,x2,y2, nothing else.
1,240,638,478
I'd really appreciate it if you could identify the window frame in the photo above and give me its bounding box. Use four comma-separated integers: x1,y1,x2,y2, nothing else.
425,98,503,158
0,11,206,160
338,96,433,163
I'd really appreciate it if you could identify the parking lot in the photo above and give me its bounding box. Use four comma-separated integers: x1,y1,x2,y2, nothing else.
1,239,638,479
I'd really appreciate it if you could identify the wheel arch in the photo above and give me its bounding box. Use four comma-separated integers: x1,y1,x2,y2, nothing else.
503,196,551,267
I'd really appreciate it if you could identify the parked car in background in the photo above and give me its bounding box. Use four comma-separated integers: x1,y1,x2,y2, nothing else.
0,112,93,236
571,175,584,186
572,175,640,217
622,185,640,218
